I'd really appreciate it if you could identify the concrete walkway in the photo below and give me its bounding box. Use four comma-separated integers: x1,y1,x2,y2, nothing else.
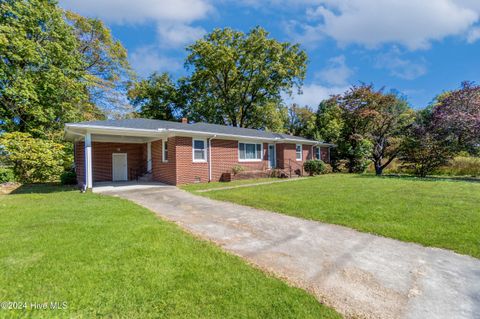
97,185,480,319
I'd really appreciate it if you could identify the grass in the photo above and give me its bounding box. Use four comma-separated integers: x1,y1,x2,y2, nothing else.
187,174,480,258
0,185,340,318
367,156,480,178
181,177,277,192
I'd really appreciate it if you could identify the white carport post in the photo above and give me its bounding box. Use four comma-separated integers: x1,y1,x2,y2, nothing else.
85,132,93,189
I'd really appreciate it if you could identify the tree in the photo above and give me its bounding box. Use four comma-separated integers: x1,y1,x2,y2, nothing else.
0,0,91,137
0,132,68,183
286,104,316,138
0,0,133,137
315,98,344,143
66,11,134,118
332,85,413,174
399,111,454,177
431,81,480,155
365,95,414,175
180,27,307,130
128,73,177,120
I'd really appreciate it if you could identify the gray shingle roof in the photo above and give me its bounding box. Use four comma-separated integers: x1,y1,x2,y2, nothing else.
71,118,320,143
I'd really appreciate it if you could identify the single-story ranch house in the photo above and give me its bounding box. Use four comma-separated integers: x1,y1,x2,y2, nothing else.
64,118,333,188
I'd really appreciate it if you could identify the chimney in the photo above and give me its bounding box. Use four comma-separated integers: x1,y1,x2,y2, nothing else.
181,117,188,124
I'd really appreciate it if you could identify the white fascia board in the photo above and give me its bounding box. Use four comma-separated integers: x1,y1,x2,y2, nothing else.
65,123,165,134
64,125,166,140
281,139,318,145
166,128,280,142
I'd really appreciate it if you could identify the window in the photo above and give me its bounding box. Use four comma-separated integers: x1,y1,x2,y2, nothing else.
163,140,168,162
193,139,207,162
296,144,302,161
315,147,320,160
238,142,262,161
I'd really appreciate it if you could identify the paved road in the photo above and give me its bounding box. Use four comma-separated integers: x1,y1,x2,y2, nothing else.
96,184,480,319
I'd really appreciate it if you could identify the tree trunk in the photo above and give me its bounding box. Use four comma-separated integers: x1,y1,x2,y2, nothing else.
374,162,383,176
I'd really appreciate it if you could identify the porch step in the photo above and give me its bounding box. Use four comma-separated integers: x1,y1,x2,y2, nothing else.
138,172,153,182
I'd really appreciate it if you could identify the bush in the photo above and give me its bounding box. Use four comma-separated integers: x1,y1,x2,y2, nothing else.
0,167,15,183
232,164,245,175
303,160,326,176
60,170,77,185
0,132,67,183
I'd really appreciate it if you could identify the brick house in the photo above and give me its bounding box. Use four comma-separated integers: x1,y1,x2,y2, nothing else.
64,118,333,188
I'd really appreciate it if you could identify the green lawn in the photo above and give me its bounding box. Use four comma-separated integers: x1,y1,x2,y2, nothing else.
181,178,276,192
0,185,339,318
188,174,480,258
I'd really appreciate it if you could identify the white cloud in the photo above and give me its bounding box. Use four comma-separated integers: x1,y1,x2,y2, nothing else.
288,84,347,107
467,27,480,43
59,0,212,24
130,47,182,77
375,48,427,80
59,0,212,53
289,0,480,50
316,55,353,86
157,24,206,48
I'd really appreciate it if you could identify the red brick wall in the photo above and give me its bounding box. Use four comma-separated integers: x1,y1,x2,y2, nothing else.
210,140,268,181
312,146,330,163
74,142,85,186
92,142,145,182
151,139,176,184
73,141,146,183
320,147,330,162
174,136,209,184
275,143,311,170
171,137,270,185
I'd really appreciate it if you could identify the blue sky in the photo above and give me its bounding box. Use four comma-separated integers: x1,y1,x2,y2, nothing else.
60,0,480,109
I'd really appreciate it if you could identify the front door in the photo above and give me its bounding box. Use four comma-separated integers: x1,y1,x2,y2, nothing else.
112,153,128,181
268,144,276,168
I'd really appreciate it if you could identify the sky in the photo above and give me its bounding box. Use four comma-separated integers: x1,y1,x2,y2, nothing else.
59,0,480,109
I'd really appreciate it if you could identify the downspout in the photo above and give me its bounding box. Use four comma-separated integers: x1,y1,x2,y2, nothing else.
208,135,217,182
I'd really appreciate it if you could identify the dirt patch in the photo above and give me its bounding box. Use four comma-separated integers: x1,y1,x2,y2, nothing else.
0,182,21,195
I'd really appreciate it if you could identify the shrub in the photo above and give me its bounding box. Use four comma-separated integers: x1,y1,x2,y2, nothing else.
303,160,326,176
60,170,77,185
0,132,67,183
232,164,245,175
0,167,15,183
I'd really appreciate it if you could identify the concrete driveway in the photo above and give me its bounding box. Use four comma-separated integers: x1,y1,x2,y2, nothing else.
96,185,480,319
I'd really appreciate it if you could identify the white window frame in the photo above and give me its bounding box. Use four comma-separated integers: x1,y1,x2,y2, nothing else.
192,138,207,162
238,141,263,162
162,139,168,162
296,144,303,161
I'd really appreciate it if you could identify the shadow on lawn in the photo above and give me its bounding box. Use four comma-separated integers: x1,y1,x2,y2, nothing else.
355,174,480,184
9,183,79,194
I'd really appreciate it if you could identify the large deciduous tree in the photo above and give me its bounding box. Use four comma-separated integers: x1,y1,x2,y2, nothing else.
286,104,316,138
0,0,133,138
399,109,454,177
316,85,413,174
431,81,480,155
66,11,134,118
127,72,177,121
181,27,307,130
0,0,90,137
